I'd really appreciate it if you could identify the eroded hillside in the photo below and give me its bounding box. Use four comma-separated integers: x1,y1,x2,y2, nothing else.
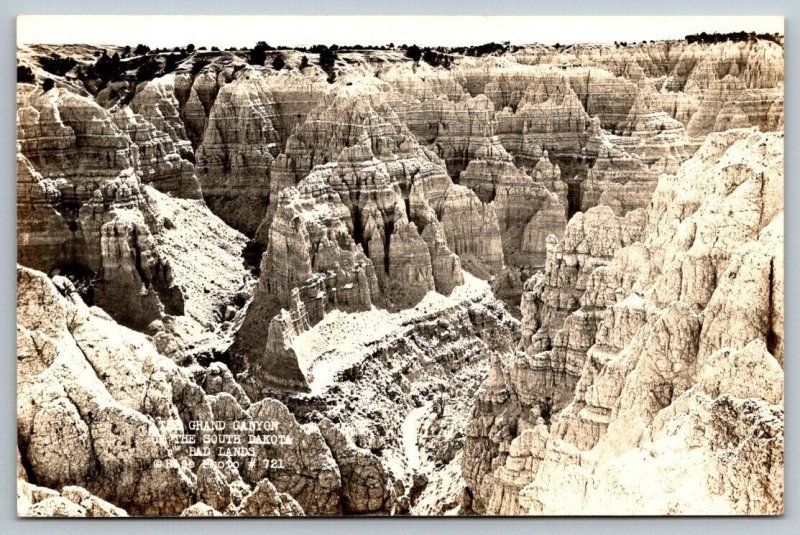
16,38,783,516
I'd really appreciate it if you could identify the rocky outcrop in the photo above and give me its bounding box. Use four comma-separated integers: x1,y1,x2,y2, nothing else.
437,185,504,279
16,37,784,517
195,70,284,234
581,86,691,215
462,206,647,507
17,84,251,351
19,481,128,517
17,265,197,514
492,66,593,170
318,419,395,514
419,94,506,179
229,85,507,394
686,75,783,137
281,273,519,513
239,479,304,516
463,128,783,515
112,106,201,198
460,158,566,268
17,264,360,517
520,206,647,359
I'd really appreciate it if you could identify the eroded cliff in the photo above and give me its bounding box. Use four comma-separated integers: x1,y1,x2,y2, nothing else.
16,36,783,516
462,128,783,515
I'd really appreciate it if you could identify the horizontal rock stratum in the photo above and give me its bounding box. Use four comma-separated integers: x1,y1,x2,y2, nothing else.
16,35,783,516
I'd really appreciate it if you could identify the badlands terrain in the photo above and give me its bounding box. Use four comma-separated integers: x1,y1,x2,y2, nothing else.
16,36,783,516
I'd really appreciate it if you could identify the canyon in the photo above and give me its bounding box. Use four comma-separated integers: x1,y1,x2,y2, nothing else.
16,36,783,516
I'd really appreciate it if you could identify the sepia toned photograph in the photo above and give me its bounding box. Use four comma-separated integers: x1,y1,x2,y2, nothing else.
15,15,784,517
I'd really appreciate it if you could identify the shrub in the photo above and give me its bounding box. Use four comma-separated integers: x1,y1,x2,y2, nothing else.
249,41,273,65
42,78,55,91
17,65,35,83
39,53,77,76
448,42,507,57
249,47,266,65
87,51,122,81
405,45,422,62
134,44,150,55
191,59,210,76
299,55,309,69
685,31,782,45
272,53,286,71
164,53,184,74
318,46,338,83
136,57,161,82
422,48,451,68
468,42,506,56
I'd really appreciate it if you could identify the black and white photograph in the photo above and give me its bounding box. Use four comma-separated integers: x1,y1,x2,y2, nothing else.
14,14,784,517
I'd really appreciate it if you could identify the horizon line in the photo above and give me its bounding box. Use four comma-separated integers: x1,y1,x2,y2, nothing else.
17,15,784,48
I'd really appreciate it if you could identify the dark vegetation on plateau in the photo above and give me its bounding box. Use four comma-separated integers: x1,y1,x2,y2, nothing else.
248,41,270,66
27,43,196,94
685,31,783,45
445,42,511,56
404,45,454,68
317,46,339,83
39,53,77,76
19,33,783,96
73,46,192,95
17,65,35,83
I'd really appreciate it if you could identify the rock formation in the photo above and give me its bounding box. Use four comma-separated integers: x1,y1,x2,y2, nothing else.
462,128,783,515
16,35,783,517
16,84,249,352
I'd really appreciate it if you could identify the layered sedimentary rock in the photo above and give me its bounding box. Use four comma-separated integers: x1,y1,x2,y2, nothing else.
230,84,510,393
16,84,250,349
112,106,201,198
459,157,566,268
463,128,783,515
16,84,173,328
490,66,593,171
578,78,694,215
456,154,567,307
16,36,784,517
581,118,689,215
282,273,520,514
195,70,284,234
686,75,783,137
18,264,376,516
18,481,127,517
417,94,505,180
566,67,639,131
231,151,470,392
18,265,197,515
512,39,783,92
436,184,504,279
462,206,647,506
451,62,663,221
516,206,647,407
130,74,194,156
